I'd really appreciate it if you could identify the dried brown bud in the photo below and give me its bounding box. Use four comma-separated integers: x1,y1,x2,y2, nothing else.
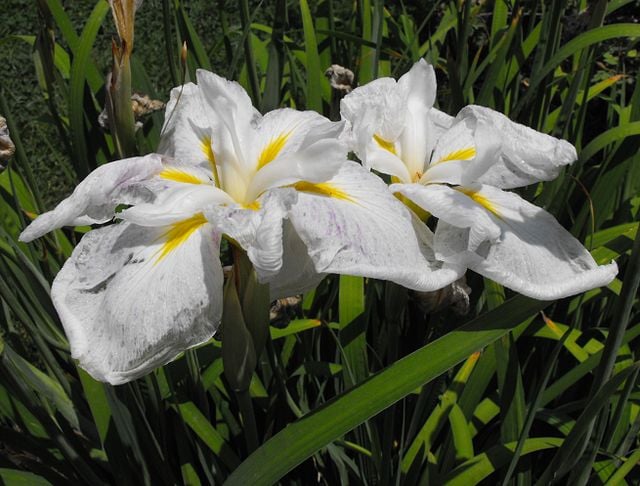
131,93,166,118
108,0,142,55
99,92,166,131
0,116,16,168
270,295,302,326
413,276,471,316
324,64,355,94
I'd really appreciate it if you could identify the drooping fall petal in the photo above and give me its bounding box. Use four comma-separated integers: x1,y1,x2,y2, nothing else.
288,162,464,291
394,183,617,299
52,220,222,384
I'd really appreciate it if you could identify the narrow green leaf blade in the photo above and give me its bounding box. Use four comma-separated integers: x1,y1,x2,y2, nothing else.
226,296,550,485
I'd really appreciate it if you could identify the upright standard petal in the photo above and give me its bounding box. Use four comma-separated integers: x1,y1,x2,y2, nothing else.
19,154,163,242
458,105,578,189
157,83,217,170
196,68,260,171
52,220,222,385
340,78,411,180
288,162,464,291
396,59,437,114
396,59,437,179
398,183,617,299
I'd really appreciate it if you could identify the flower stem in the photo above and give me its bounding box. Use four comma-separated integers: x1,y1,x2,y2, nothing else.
236,387,259,454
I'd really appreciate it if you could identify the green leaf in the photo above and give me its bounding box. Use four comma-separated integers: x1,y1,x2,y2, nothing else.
339,275,367,386
225,295,550,485
68,0,110,177
515,24,640,116
603,447,640,485
442,438,564,485
299,0,323,112
580,121,640,162
0,468,52,485
448,403,474,464
174,401,240,469
537,363,640,484
269,319,323,340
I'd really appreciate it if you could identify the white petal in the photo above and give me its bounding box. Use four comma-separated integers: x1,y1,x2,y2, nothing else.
396,60,438,178
340,77,411,179
196,69,260,171
365,144,413,182
397,59,437,114
340,77,405,144
345,102,411,181
422,115,500,186
459,105,577,188
246,138,346,202
52,221,222,384
157,83,214,170
430,107,455,132
392,183,502,254
267,221,325,300
398,105,433,181
288,162,463,291
429,185,618,299
246,108,346,203
119,183,232,227
19,154,163,242
251,108,343,166
205,189,297,279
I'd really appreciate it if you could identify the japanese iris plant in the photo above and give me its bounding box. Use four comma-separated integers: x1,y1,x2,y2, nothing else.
19,70,460,384
341,59,618,300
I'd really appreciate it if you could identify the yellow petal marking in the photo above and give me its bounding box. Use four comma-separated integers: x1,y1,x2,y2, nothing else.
257,131,291,169
434,146,477,164
393,192,430,221
457,187,501,219
200,135,216,166
373,134,397,155
159,168,203,185
292,181,354,203
200,135,222,187
243,200,261,211
154,213,207,264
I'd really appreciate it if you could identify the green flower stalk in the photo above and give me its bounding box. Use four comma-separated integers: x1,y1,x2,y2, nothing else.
106,0,141,157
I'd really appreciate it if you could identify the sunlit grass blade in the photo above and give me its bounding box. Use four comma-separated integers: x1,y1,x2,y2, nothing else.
68,0,110,177
299,0,323,112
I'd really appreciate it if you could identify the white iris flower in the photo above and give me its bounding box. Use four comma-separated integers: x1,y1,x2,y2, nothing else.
20,69,460,384
341,59,618,300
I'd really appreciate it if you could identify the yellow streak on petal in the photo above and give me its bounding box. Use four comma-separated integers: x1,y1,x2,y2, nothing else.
159,168,203,185
257,131,291,169
292,181,354,202
458,187,501,219
393,192,430,222
154,213,207,264
435,146,477,164
243,200,261,211
200,135,216,166
373,134,397,155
